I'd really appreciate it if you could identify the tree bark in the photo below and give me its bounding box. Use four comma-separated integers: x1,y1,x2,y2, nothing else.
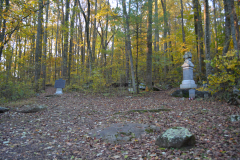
68,0,77,84
34,0,43,92
193,0,204,75
43,0,49,90
78,0,92,75
146,0,153,91
154,0,159,82
180,0,185,45
213,0,218,54
0,0,9,61
227,0,238,57
204,0,211,80
55,0,60,81
123,0,136,93
230,0,240,51
161,0,167,75
62,0,70,80
92,0,98,64
222,0,231,55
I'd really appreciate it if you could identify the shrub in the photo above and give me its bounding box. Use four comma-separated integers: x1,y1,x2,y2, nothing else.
205,50,240,94
0,81,35,104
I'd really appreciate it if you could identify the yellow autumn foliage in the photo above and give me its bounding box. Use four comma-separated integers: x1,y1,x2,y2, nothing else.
207,50,240,93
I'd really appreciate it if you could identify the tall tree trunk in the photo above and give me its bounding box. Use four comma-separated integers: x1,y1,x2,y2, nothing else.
55,0,60,81
110,0,117,81
61,0,65,77
124,36,129,84
230,0,240,52
222,0,231,55
43,0,49,90
161,0,167,75
68,0,77,84
79,0,92,75
6,46,13,84
204,0,211,80
213,0,218,54
180,0,185,45
123,0,136,92
154,0,159,82
193,0,204,75
0,0,3,30
34,0,43,92
18,34,22,80
0,0,9,61
92,0,97,64
227,0,238,57
146,0,153,91
63,0,70,80
136,0,140,94
104,0,109,69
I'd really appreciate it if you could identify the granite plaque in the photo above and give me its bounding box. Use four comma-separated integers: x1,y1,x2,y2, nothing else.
54,79,66,88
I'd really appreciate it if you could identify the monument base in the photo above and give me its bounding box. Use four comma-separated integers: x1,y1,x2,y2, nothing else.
180,80,197,89
55,88,63,94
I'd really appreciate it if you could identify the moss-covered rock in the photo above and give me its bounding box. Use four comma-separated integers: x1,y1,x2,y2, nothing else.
155,127,195,148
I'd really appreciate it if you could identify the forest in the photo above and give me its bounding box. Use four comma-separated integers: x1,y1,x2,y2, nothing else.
1,0,240,159
0,0,240,102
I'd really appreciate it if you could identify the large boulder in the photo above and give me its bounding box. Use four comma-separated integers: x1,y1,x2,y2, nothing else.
17,104,48,113
88,123,160,144
0,106,10,113
155,127,195,148
171,89,211,98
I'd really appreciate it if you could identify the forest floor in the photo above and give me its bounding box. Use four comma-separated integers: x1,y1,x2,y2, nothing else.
0,87,240,160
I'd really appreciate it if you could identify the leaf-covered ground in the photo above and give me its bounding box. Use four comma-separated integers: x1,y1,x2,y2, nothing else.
0,87,239,160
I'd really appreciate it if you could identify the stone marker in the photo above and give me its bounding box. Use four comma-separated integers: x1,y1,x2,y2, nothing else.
189,89,195,99
180,52,197,89
54,78,66,94
204,93,209,99
155,127,195,148
172,89,211,98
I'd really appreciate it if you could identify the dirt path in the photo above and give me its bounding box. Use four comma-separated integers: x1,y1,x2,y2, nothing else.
0,88,239,159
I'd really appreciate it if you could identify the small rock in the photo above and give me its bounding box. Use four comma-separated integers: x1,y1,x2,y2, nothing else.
126,96,132,99
230,115,240,122
3,141,9,144
113,155,120,159
96,153,102,156
180,97,185,101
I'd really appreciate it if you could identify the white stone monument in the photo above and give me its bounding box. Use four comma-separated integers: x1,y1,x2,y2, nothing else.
180,52,197,89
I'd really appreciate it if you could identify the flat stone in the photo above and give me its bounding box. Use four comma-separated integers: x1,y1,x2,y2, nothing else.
88,123,160,144
155,127,195,148
0,106,10,113
17,104,48,113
